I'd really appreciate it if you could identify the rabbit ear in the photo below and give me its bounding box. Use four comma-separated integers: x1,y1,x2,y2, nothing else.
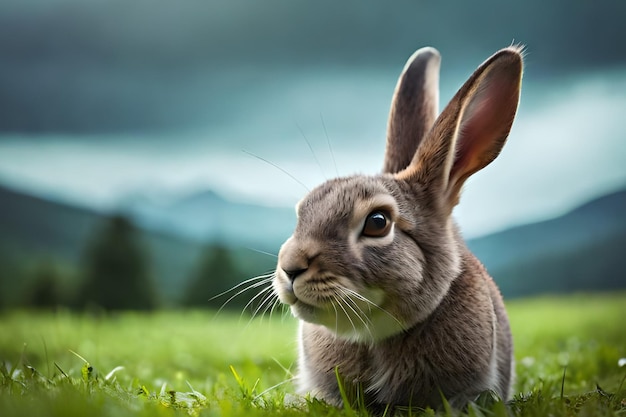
399,47,523,210
383,47,441,174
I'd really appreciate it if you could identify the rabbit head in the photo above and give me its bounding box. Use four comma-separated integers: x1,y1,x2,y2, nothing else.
273,46,523,343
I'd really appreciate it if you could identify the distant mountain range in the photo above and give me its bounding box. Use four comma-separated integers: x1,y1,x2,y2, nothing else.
0,185,279,302
0,183,624,301
121,189,296,247
468,189,626,297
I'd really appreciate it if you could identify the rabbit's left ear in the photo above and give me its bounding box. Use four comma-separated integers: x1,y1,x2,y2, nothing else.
399,47,523,210
383,47,441,174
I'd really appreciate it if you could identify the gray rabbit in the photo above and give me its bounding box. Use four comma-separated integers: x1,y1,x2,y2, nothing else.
273,46,523,409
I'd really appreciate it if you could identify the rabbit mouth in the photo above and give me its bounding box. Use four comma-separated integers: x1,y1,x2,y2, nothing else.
290,285,406,342
272,269,406,341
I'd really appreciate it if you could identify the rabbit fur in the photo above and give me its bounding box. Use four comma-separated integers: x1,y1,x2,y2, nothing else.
273,46,523,410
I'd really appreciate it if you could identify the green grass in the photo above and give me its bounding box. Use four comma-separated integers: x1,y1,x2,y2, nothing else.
1,292,625,416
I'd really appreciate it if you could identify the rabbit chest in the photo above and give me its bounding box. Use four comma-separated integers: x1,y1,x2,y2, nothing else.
297,260,501,408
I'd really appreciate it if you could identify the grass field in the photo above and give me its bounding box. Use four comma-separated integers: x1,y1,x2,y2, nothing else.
1,292,625,416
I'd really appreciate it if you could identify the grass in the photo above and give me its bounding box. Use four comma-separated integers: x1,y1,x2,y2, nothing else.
1,292,625,416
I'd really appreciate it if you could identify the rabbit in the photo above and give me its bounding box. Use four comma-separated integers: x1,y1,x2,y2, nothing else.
272,45,523,410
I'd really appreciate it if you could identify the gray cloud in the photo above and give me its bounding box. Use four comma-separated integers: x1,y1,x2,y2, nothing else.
1,0,625,134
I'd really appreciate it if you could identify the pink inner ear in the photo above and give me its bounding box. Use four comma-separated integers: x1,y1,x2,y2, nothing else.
450,67,520,187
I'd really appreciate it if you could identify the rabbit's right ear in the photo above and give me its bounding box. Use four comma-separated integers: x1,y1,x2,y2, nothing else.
399,47,523,212
383,47,441,175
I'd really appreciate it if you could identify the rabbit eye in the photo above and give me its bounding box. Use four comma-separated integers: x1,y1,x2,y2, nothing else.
362,210,392,237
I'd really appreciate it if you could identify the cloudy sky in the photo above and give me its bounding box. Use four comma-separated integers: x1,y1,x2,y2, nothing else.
0,0,625,238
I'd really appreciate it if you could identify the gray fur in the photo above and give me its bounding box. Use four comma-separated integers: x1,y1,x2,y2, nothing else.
384,47,441,175
273,46,523,410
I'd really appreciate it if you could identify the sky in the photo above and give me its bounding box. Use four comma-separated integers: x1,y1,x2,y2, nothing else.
0,0,625,238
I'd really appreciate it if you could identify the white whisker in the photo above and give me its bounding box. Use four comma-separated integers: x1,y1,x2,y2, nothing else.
241,284,274,318
268,294,283,321
297,123,326,180
246,286,276,321
210,273,273,301
255,290,279,320
280,301,291,322
214,275,273,316
341,286,405,331
243,149,309,192
332,294,358,336
245,247,278,258
342,290,374,326
338,290,373,339
320,113,339,177
244,292,276,329
330,298,340,334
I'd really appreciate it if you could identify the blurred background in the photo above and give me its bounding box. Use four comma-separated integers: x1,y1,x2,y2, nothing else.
0,0,624,311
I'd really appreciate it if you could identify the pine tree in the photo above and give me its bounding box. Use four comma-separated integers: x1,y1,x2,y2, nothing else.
183,245,244,308
25,260,63,309
79,215,157,310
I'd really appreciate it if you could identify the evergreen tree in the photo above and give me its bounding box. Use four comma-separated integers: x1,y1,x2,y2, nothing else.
0,249,29,309
24,260,63,309
183,245,245,308
79,215,157,310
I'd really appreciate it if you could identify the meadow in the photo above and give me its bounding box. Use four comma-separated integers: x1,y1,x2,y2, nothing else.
0,292,625,416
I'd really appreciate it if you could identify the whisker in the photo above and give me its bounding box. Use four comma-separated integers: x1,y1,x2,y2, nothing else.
341,287,405,330
242,149,309,192
240,284,274,320
220,277,272,309
251,288,282,328
341,290,374,326
340,288,373,318
332,294,358,336
338,290,373,339
243,293,274,329
245,291,283,330
253,289,278,321
268,294,283,321
245,247,278,258
330,298,340,334
210,273,273,301
297,123,326,180
246,286,277,321
214,276,273,316
320,113,339,177
280,301,291,322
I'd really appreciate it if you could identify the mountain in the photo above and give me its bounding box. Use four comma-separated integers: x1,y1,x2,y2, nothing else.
0,185,100,261
121,189,296,248
468,189,626,296
0,185,277,303
1,183,625,304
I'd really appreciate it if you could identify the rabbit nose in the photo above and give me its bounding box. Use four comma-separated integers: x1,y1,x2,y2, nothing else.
278,236,318,282
283,267,307,282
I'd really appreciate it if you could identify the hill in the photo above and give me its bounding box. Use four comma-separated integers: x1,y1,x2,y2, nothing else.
469,189,626,296
1,183,625,304
122,189,295,247
0,185,276,304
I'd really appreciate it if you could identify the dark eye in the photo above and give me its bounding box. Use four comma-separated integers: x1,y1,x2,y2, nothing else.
361,210,392,238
